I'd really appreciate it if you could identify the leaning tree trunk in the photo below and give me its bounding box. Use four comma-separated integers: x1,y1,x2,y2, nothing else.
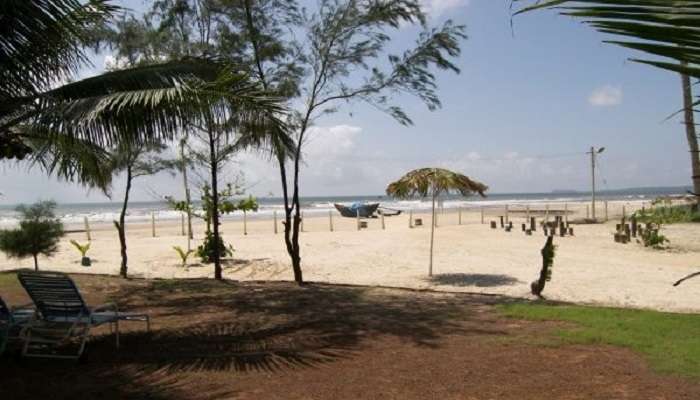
429,191,436,276
117,165,132,278
681,72,700,199
32,254,38,271
208,130,222,280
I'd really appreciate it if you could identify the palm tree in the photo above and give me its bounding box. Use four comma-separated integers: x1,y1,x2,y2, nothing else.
386,168,487,276
515,0,700,197
2,1,288,189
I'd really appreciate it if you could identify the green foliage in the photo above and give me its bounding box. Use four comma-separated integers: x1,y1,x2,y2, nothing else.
69,240,90,257
196,232,234,264
640,229,669,249
498,303,700,377
173,246,195,267
0,201,65,269
514,1,700,79
634,204,700,225
167,182,259,233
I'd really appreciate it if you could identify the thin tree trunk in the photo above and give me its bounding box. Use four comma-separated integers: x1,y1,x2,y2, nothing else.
681,72,700,198
429,192,436,277
118,165,132,278
33,254,38,271
208,129,222,280
180,140,193,249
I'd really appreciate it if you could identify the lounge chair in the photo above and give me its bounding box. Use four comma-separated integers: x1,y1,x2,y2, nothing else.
0,296,34,355
17,271,150,359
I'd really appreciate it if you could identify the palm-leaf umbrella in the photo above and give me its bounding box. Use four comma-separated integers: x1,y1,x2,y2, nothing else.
386,168,487,276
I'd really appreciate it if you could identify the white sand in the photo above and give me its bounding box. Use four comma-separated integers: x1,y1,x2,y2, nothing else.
2,200,699,313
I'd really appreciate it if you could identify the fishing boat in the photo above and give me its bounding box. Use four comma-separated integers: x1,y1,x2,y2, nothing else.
334,203,380,218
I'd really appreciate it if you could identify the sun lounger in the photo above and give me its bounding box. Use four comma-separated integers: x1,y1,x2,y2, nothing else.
17,271,150,359
0,296,35,355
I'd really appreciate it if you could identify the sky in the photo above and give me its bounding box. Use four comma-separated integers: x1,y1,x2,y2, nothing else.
0,0,693,204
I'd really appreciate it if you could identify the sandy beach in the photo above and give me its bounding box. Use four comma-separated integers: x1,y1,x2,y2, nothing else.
1,200,699,313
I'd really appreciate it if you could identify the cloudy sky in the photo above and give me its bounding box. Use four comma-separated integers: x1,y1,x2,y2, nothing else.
0,0,691,204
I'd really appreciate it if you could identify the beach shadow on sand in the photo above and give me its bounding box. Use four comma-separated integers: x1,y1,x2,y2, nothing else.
428,273,520,288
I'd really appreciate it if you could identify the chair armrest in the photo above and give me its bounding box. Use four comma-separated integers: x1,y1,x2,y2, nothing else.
91,302,119,314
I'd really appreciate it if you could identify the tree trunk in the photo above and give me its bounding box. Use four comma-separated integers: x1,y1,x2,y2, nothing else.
33,254,38,271
681,72,700,198
429,192,436,276
208,130,222,280
118,165,132,278
180,140,193,249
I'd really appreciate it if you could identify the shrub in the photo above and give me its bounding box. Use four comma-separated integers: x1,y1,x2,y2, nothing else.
0,201,64,270
69,240,90,257
639,228,669,249
173,246,195,267
196,232,234,264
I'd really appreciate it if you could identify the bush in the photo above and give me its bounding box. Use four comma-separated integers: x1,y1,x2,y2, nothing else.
196,232,234,264
0,201,64,270
633,204,700,225
639,228,669,249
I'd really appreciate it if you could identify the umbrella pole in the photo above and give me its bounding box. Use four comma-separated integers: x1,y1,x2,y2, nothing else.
429,192,436,276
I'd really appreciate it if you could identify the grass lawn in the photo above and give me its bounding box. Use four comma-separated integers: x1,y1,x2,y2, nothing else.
498,302,700,377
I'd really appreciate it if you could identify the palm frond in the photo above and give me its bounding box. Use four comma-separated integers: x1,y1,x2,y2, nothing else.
17,124,113,194
386,167,488,198
0,0,120,99
513,1,700,77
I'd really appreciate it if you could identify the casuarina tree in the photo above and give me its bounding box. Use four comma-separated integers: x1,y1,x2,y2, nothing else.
0,201,64,270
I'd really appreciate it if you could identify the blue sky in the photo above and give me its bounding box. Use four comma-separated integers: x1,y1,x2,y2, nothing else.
0,0,692,203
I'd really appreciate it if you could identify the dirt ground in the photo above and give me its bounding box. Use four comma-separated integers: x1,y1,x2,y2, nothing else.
1,274,699,400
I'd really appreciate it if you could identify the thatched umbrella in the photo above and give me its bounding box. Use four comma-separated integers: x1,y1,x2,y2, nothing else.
386,168,487,276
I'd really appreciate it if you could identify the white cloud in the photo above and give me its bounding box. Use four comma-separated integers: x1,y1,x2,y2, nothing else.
588,85,623,107
420,0,469,17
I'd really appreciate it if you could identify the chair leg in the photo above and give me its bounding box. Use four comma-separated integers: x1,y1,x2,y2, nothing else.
115,320,120,348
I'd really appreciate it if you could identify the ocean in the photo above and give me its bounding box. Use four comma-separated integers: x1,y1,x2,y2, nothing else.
0,186,691,227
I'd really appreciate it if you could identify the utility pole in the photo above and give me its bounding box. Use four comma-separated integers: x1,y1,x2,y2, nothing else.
588,146,605,220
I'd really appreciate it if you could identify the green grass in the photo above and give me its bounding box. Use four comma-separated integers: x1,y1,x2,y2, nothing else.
498,302,700,377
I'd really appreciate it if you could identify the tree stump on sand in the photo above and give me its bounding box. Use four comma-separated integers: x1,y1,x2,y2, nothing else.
531,236,555,297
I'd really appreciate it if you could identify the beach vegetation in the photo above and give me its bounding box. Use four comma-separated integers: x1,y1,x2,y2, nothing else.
108,141,168,278
0,201,64,271
387,168,487,276
196,232,234,265
635,204,700,225
134,0,468,284
173,246,195,268
499,302,700,377
69,240,92,266
513,1,700,199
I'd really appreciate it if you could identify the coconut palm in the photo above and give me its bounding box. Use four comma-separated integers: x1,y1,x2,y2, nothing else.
1,1,290,190
386,168,487,276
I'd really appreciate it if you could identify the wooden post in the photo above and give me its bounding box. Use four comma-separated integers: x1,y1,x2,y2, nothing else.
243,211,248,235
409,209,414,228
151,212,156,237
480,206,484,224
564,203,568,224
458,208,462,225
301,211,305,232
605,201,609,222
83,216,91,241
622,205,627,219
274,210,278,234
181,213,186,236
505,204,509,225
545,204,550,222
526,205,530,221
329,210,334,232
356,209,361,231
381,212,385,230
586,205,590,219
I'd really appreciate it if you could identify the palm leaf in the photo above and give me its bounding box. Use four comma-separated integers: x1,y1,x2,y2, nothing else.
513,1,700,77
0,0,120,99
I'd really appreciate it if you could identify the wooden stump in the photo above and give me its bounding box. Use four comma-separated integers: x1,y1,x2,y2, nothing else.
490,221,497,229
